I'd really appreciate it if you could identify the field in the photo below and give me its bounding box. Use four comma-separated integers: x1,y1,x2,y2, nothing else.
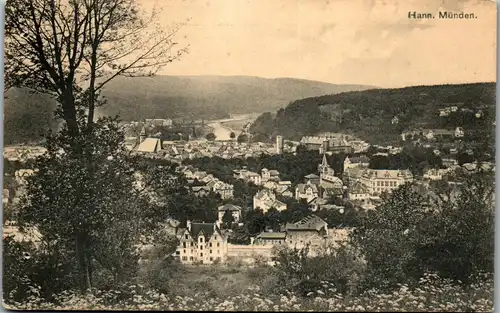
8,264,493,311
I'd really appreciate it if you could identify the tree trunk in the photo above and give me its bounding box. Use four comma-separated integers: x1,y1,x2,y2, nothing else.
76,233,92,293
60,89,80,138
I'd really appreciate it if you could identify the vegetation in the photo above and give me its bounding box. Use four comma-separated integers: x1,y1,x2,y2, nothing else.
4,88,59,145
368,146,443,176
249,83,495,145
5,265,493,312
183,150,345,186
205,133,216,141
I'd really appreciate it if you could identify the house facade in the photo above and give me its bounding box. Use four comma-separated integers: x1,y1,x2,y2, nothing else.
347,181,370,203
217,204,242,224
295,181,320,203
343,156,370,170
176,221,228,264
212,181,234,199
360,169,413,196
253,189,287,213
261,168,280,183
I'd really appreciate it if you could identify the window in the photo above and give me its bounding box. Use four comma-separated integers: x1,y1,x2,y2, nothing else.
200,245,203,250
210,250,212,254
185,235,188,239
210,243,212,247
214,235,217,240
190,242,193,247
176,251,180,255
189,256,193,261
210,257,213,261
200,253,203,257
199,237,204,243
183,242,186,248
183,249,186,253
217,243,220,247
182,256,187,261
217,250,220,254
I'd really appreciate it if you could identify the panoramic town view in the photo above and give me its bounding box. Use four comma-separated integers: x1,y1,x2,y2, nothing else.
2,0,496,311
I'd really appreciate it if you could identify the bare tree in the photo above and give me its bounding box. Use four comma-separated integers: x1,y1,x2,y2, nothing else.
5,0,188,137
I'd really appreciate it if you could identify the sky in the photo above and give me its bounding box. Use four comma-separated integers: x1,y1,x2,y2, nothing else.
139,0,496,88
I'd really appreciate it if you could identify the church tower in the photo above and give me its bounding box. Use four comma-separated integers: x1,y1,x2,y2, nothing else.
318,153,330,174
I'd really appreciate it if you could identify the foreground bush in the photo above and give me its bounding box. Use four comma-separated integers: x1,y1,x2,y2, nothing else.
5,273,492,312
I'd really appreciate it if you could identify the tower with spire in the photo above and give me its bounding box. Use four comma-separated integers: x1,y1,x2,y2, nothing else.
318,153,332,175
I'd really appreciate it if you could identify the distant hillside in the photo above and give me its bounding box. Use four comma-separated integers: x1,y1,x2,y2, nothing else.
3,88,59,145
99,75,373,121
249,83,496,145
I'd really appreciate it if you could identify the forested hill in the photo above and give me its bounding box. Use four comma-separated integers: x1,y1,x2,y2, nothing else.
99,75,373,120
4,76,373,144
249,83,496,144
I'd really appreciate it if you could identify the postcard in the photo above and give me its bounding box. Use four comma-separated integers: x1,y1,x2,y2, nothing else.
3,0,495,311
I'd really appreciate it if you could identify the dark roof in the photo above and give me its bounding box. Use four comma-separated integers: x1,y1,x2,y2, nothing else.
218,204,242,212
256,232,287,240
192,186,211,192
189,222,220,240
304,174,320,179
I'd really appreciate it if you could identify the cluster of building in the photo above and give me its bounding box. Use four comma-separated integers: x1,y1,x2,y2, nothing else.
401,127,465,141
437,104,486,118
131,127,281,162
178,166,235,199
299,135,354,154
173,214,352,265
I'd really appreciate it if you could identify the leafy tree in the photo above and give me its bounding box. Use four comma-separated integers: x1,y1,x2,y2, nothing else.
418,170,494,283
353,172,494,291
272,244,366,296
17,118,158,292
244,209,267,236
237,133,248,143
205,133,216,141
3,235,77,303
5,0,186,138
221,210,235,229
351,183,431,290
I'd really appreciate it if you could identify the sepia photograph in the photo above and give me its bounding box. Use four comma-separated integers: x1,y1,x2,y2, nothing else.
2,0,496,311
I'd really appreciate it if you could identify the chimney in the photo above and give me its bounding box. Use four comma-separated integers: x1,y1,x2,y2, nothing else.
186,220,191,231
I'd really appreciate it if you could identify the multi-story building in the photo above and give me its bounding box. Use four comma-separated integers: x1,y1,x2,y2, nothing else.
295,181,320,203
261,168,280,183
253,189,287,213
347,181,370,203
217,204,242,224
211,181,234,199
300,136,354,154
359,169,413,196
176,221,228,264
343,155,370,170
